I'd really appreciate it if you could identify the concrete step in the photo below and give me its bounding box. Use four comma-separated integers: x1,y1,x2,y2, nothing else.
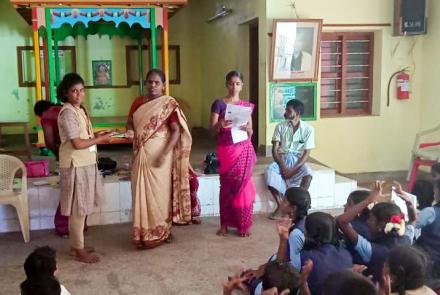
0,163,359,233
334,175,358,207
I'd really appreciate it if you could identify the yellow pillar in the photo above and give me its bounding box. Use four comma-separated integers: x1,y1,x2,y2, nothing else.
32,8,42,100
162,8,170,96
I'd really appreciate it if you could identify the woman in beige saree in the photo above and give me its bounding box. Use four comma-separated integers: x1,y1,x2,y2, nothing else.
126,69,193,249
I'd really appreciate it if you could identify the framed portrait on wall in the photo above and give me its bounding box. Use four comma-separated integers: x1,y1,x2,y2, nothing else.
270,19,322,82
92,60,112,86
269,82,317,122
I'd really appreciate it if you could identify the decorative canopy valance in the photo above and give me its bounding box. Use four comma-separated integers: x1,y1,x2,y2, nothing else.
50,8,151,29
33,6,165,29
10,0,183,102
52,22,146,41
10,0,184,25
10,0,186,6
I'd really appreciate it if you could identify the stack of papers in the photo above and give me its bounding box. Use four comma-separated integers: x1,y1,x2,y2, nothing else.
225,104,253,144
111,133,127,138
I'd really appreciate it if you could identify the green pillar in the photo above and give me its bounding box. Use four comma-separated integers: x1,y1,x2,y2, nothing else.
54,35,61,88
138,38,144,95
150,8,157,68
45,8,56,102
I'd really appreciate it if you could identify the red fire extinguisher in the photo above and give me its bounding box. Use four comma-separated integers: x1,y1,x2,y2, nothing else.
396,71,410,100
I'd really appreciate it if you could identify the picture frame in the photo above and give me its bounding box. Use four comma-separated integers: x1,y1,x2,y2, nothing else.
270,19,323,82
92,60,112,86
269,82,317,122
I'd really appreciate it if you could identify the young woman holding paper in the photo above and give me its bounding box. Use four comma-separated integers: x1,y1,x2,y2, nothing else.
210,70,257,237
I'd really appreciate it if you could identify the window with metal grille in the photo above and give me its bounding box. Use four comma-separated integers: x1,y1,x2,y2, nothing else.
320,32,374,116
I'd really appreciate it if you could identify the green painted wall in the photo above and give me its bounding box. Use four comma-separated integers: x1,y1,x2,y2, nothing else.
0,1,205,134
0,1,142,132
67,36,139,117
0,1,35,132
0,0,261,134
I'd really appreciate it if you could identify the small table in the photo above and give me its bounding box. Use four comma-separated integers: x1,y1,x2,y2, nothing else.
0,122,32,160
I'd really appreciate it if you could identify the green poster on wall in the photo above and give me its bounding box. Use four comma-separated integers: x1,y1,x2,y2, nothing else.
269,82,317,122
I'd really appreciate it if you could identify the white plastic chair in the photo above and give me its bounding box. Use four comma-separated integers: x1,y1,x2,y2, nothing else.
0,155,30,242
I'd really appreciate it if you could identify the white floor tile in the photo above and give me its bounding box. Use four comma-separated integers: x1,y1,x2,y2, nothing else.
120,209,132,223
254,174,271,203
87,212,101,226
102,183,120,212
30,217,41,230
211,178,221,206
0,204,17,220
40,216,55,230
100,212,121,224
200,205,214,216
198,178,215,206
119,181,132,211
39,188,60,217
253,201,264,213
28,188,40,218
0,218,20,233
311,196,335,209
29,191,40,218
316,174,335,198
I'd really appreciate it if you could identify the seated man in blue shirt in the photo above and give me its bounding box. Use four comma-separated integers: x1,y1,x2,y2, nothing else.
265,99,314,219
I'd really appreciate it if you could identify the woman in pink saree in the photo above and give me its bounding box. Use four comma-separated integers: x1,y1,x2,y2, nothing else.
126,69,197,249
210,71,257,237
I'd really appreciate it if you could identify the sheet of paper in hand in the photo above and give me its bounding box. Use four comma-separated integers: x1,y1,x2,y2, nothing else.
391,189,418,221
225,104,253,144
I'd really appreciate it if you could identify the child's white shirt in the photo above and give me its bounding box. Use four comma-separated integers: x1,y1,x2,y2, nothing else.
61,285,71,295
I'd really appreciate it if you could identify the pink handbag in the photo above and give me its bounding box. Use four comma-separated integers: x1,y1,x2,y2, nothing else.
24,160,49,177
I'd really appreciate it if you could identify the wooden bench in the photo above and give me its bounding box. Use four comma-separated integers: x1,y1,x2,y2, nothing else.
0,122,32,160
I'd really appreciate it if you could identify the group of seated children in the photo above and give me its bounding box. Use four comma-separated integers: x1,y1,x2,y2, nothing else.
20,177,440,295
19,164,440,295
224,174,440,295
